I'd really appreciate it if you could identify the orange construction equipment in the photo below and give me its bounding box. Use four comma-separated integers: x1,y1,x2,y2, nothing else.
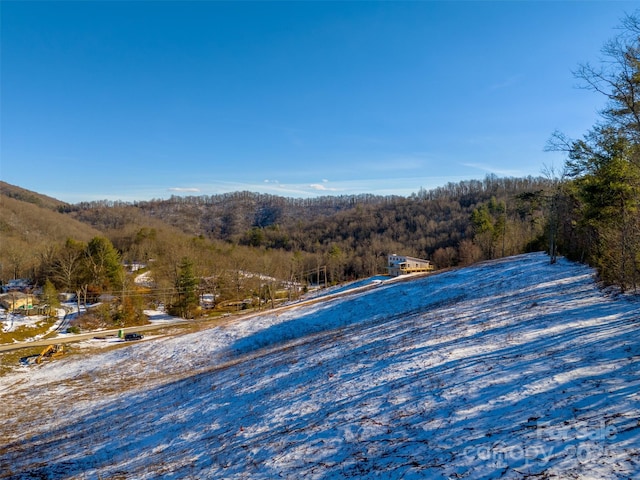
35,344,65,364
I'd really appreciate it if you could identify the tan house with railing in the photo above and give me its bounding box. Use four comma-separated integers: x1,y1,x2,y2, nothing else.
387,254,434,277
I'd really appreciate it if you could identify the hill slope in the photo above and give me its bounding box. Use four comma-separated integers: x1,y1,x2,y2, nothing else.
0,193,102,244
0,183,103,275
1,253,639,479
0,181,68,211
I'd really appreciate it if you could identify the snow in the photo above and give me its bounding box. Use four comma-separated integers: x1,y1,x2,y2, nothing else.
134,270,154,287
1,307,66,340
1,252,639,479
145,309,179,323
0,311,45,333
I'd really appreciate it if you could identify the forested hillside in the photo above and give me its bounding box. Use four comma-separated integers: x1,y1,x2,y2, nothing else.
1,172,554,329
64,174,552,277
0,181,67,211
0,183,102,281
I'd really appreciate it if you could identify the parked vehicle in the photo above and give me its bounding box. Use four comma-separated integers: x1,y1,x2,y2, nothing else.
124,333,144,341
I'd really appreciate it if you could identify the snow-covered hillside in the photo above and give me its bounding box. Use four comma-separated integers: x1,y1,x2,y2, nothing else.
1,253,639,479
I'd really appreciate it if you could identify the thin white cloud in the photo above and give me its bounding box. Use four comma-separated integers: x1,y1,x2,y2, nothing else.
489,74,524,91
51,175,482,203
462,162,522,177
192,175,482,198
360,154,427,173
168,187,201,193
309,183,339,192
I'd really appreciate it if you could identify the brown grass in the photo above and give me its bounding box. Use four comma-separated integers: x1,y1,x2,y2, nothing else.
0,316,57,344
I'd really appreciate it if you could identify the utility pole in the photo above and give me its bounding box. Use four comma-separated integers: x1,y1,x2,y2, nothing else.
502,201,507,258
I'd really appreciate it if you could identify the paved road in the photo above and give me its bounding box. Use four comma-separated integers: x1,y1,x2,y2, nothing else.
0,320,189,353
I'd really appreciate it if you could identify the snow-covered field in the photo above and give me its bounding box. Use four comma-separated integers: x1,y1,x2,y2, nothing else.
1,307,66,338
1,252,639,479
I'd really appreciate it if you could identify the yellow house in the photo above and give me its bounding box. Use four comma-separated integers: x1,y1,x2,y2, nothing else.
0,292,33,311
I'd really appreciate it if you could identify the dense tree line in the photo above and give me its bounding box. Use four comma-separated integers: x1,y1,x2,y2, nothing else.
548,12,640,292
60,174,554,283
3,170,558,323
28,235,148,328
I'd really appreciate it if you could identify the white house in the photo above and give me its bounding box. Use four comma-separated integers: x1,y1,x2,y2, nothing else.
387,254,434,277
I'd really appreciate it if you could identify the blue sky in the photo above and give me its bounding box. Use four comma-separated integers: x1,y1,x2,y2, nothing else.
1,1,636,203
